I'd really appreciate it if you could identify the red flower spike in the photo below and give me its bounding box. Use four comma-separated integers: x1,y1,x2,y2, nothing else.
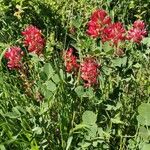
4,46,24,70
87,9,111,38
91,9,107,21
80,57,99,87
63,48,79,73
133,20,146,30
22,25,45,54
127,20,147,43
101,22,126,46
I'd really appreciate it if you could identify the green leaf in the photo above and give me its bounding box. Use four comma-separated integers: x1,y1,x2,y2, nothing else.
79,142,91,148
102,66,112,75
39,71,47,81
0,47,7,67
66,136,73,150
75,86,84,97
82,142,91,148
52,74,60,84
142,144,150,150
5,111,20,118
139,126,150,141
111,56,127,67
30,53,41,63
32,127,42,135
43,63,54,79
59,69,64,80
82,111,97,125
111,113,124,124
93,141,98,147
142,37,150,47
98,127,104,137
72,124,89,132
45,81,56,92
40,102,49,114
88,123,98,138
72,17,81,28
31,139,39,150
103,42,113,53
133,63,141,68
111,118,124,124
84,87,94,99
43,90,53,99
0,145,6,150
137,103,150,126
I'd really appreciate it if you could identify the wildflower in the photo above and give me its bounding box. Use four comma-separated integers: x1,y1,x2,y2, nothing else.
63,48,79,73
80,57,99,87
101,22,126,46
133,20,146,30
87,9,111,38
22,25,45,54
4,46,24,70
127,20,147,43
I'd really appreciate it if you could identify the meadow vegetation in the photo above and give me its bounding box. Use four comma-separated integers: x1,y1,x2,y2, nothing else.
0,0,150,149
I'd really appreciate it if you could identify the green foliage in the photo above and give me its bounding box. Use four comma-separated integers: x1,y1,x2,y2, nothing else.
137,103,150,126
82,111,97,125
0,0,150,149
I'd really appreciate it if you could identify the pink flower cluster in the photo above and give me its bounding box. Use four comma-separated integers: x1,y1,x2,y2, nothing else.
64,48,99,87
4,46,24,70
22,25,45,54
5,25,45,70
63,48,79,73
87,9,111,38
87,9,147,45
81,57,99,87
102,22,126,46
127,20,147,43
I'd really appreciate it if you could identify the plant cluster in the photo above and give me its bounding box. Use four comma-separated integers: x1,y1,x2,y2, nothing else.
0,1,150,150
4,9,147,88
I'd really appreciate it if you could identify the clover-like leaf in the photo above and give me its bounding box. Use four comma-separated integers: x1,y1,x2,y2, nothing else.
82,111,97,125
137,103,150,126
